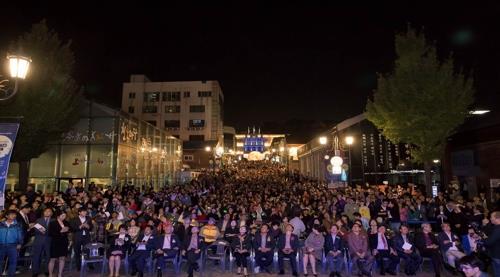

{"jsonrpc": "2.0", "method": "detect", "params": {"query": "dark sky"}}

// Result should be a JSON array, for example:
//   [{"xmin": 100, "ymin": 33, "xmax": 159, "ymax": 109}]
[{"xmin": 2, "ymin": 2, "xmax": 500, "ymax": 132}]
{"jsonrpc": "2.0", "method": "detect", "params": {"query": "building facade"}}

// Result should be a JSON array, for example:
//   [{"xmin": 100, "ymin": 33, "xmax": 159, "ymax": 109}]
[
  {"xmin": 7, "ymin": 101, "xmax": 183, "ymax": 192},
  {"xmin": 121, "ymin": 75, "xmax": 224, "ymax": 144}
]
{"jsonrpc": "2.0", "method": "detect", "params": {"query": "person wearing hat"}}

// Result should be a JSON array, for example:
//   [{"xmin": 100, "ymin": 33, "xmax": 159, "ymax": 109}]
[
  {"xmin": 182, "ymin": 226, "xmax": 205, "ymax": 277},
  {"xmin": 277, "ymin": 223, "xmax": 299, "ymax": 276},
  {"xmin": 200, "ymin": 217, "xmax": 220, "ymax": 244},
  {"xmin": 368, "ymin": 225, "xmax": 399, "ymax": 275},
  {"xmin": 69, "ymin": 207, "xmax": 93, "ymax": 271},
  {"xmin": 231, "ymin": 225, "xmax": 252, "ymax": 276},
  {"xmin": 253, "ymin": 223, "xmax": 275, "ymax": 273},
  {"xmin": 154, "ymin": 223, "xmax": 180, "ymax": 277},
  {"xmin": 347, "ymin": 222, "xmax": 374, "ymax": 277}
]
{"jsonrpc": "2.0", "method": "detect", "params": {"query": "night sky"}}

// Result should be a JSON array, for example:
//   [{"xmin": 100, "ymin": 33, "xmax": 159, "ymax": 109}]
[{"xmin": 2, "ymin": 3, "xmax": 500, "ymax": 136}]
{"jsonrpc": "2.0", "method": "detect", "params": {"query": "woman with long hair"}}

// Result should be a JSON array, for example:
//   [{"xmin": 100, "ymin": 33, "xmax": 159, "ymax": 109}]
[
  {"xmin": 48, "ymin": 210, "xmax": 70, "ymax": 277},
  {"xmin": 231, "ymin": 225, "xmax": 252, "ymax": 276}
]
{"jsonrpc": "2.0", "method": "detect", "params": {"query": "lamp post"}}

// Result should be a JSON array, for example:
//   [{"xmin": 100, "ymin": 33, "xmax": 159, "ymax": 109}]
[
  {"xmin": 0, "ymin": 55, "xmax": 32, "ymax": 101},
  {"xmin": 345, "ymin": 136, "xmax": 354, "ymax": 186}
]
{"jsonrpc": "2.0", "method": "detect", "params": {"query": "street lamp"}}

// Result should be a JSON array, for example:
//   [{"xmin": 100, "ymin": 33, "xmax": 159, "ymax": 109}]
[
  {"xmin": 1, "ymin": 55, "xmax": 32, "ymax": 101},
  {"xmin": 205, "ymin": 146, "xmax": 212, "ymax": 152},
  {"xmin": 345, "ymin": 136, "xmax": 354, "ymax": 187},
  {"xmin": 319, "ymin": 136, "xmax": 327, "ymax": 145}
]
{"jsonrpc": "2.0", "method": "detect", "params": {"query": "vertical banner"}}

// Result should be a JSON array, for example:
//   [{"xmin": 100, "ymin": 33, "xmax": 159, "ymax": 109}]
[{"xmin": 0, "ymin": 123, "xmax": 20, "ymax": 210}]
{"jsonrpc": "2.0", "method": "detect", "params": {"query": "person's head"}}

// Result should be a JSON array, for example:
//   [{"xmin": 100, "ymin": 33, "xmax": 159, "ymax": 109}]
[
  {"xmin": 55, "ymin": 209, "xmax": 66, "ymax": 221},
  {"xmin": 490, "ymin": 211, "xmax": 500, "ymax": 225},
  {"xmin": 5, "ymin": 210, "xmax": 17, "ymax": 221},
  {"xmin": 129, "ymin": 218, "xmax": 137, "ymax": 227},
  {"xmin": 459, "ymin": 255, "xmax": 485, "ymax": 277},
  {"xmin": 208, "ymin": 217, "xmax": 216, "ymax": 225},
  {"xmin": 191, "ymin": 226, "xmax": 199, "ymax": 234},
  {"xmin": 353, "ymin": 212, "xmax": 361, "ymax": 219},
  {"xmin": 20, "ymin": 204, "xmax": 31, "ymax": 214},
  {"xmin": 144, "ymin": 225, "xmax": 153, "ymax": 236},
  {"xmin": 312, "ymin": 224, "xmax": 321, "ymax": 234},
  {"xmin": 239, "ymin": 226, "xmax": 247, "ymax": 235},
  {"xmin": 377, "ymin": 225, "xmax": 386, "ymax": 234},
  {"xmin": 369, "ymin": 219, "xmax": 377, "ymax": 228},
  {"xmin": 43, "ymin": 208, "xmax": 53, "ymax": 218},
  {"xmin": 119, "ymin": 224, "xmax": 127, "ymax": 234},
  {"xmin": 442, "ymin": 222, "xmax": 451, "ymax": 232},
  {"xmin": 330, "ymin": 224, "xmax": 339, "ymax": 235},
  {"xmin": 78, "ymin": 207, "xmax": 88, "ymax": 217},
  {"xmin": 399, "ymin": 224, "xmax": 409, "ymax": 235},
  {"xmin": 230, "ymin": 220, "xmax": 237, "ymax": 228},
  {"xmin": 260, "ymin": 224, "xmax": 269, "ymax": 234},
  {"xmin": 422, "ymin": 223, "xmax": 432, "ymax": 233},
  {"xmin": 352, "ymin": 223, "xmax": 361, "ymax": 234},
  {"xmin": 285, "ymin": 223, "xmax": 294, "ymax": 234}
]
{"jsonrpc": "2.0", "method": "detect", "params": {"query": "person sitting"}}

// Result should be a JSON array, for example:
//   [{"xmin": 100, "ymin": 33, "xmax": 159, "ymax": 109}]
[
  {"xmin": 277, "ymin": 223, "xmax": 299, "ymax": 276},
  {"xmin": 458, "ymin": 254, "xmax": 489, "ymax": 277},
  {"xmin": 107, "ymin": 225, "xmax": 131, "ymax": 277},
  {"xmin": 438, "ymin": 222, "xmax": 466, "ymax": 271},
  {"xmin": 231, "ymin": 225, "xmax": 252, "ymax": 276},
  {"xmin": 415, "ymin": 223, "xmax": 443, "ymax": 277},
  {"xmin": 346, "ymin": 222, "xmax": 373, "ymax": 277},
  {"xmin": 302, "ymin": 224, "xmax": 324, "ymax": 277},
  {"xmin": 325, "ymin": 224, "xmax": 344, "ymax": 277},
  {"xmin": 129, "ymin": 225, "xmax": 155, "ymax": 277},
  {"xmin": 182, "ymin": 226, "xmax": 205, "ymax": 277},
  {"xmin": 200, "ymin": 217, "xmax": 220, "ymax": 244},
  {"xmin": 153, "ymin": 223, "xmax": 180, "ymax": 277},
  {"xmin": 253, "ymin": 223, "xmax": 275, "ymax": 274},
  {"xmin": 392, "ymin": 224, "xmax": 421, "ymax": 275},
  {"xmin": 368, "ymin": 225, "xmax": 399, "ymax": 275}
]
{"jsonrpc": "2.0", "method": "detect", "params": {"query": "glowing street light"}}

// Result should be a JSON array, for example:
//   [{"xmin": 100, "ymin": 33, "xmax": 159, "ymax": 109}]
[
  {"xmin": 433, "ymin": 159, "xmax": 440, "ymax": 164},
  {"xmin": 345, "ymin": 136, "xmax": 354, "ymax": 145},
  {"xmin": 1, "ymin": 55, "xmax": 32, "ymax": 101},
  {"xmin": 205, "ymin": 146, "xmax": 212, "ymax": 152},
  {"xmin": 279, "ymin": 146, "xmax": 285, "ymax": 152},
  {"xmin": 319, "ymin": 136, "xmax": 327, "ymax": 145}
]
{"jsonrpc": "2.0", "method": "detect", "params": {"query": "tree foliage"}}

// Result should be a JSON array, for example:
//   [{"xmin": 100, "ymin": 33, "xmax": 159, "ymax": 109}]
[
  {"xmin": 366, "ymin": 27, "xmax": 474, "ymax": 165},
  {"xmin": 1, "ymin": 20, "xmax": 81, "ymax": 163}
]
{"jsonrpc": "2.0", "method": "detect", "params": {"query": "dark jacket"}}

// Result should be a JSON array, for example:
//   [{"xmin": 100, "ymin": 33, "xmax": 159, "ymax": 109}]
[
  {"xmin": 276, "ymin": 233, "xmax": 299, "ymax": 252},
  {"xmin": 368, "ymin": 232, "xmax": 393, "ymax": 251},
  {"xmin": 484, "ymin": 224, "xmax": 500, "ymax": 259},
  {"xmin": 132, "ymin": 233, "xmax": 156, "ymax": 252},
  {"xmin": 252, "ymin": 232, "xmax": 276, "ymax": 251},
  {"xmin": 414, "ymin": 232, "xmax": 439, "ymax": 253},
  {"xmin": 393, "ymin": 233, "xmax": 417, "ymax": 255},
  {"xmin": 437, "ymin": 231, "xmax": 463, "ymax": 253},
  {"xmin": 32, "ymin": 217, "xmax": 52, "ymax": 246},
  {"xmin": 324, "ymin": 233, "xmax": 343, "ymax": 254},
  {"xmin": 154, "ymin": 234, "xmax": 181, "ymax": 250},
  {"xmin": 231, "ymin": 234, "xmax": 252, "ymax": 252},
  {"xmin": 69, "ymin": 216, "xmax": 93, "ymax": 241}
]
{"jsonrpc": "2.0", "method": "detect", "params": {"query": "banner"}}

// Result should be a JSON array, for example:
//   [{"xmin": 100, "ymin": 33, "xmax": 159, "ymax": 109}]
[{"xmin": 0, "ymin": 123, "xmax": 20, "ymax": 210}]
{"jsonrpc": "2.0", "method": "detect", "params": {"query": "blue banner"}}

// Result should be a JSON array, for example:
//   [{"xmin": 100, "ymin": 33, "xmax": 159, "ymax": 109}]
[{"xmin": 0, "ymin": 123, "xmax": 20, "ymax": 210}]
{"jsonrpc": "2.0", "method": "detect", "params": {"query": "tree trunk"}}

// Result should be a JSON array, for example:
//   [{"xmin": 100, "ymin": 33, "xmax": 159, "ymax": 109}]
[
  {"xmin": 18, "ymin": 160, "xmax": 30, "ymax": 192},
  {"xmin": 424, "ymin": 161, "xmax": 433, "ymax": 197}
]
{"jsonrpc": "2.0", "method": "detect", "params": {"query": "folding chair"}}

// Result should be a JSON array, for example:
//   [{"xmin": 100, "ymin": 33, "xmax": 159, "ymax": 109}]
[{"xmin": 80, "ymin": 242, "xmax": 106, "ymax": 277}]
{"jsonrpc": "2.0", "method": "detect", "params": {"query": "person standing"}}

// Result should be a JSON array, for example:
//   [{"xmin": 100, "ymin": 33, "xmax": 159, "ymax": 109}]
[
  {"xmin": 277, "ymin": 223, "xmax": 299, "ymax": 276},
  {"xmin": 70, "ymin": 207, "xmax": 93, "ymax": 271},
  {"xmin": 484, "ymin": 211, "xmax": 500, "ymax": 276},
  {"xmin": 48, "ymin": 210, "xmax": 70, "ymax": 277},
  {"xmin": 0, "ymin": 210, "xmax": 23, "ymax": 277},
  {"xmin": 32, "ymin": 207, "xmax": 53, "ymax": 277}
]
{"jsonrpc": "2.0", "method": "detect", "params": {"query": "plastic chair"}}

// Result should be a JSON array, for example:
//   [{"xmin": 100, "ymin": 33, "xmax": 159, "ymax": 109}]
[
  {"xmin": 203, "ymin": 240, "xmax": 229, "ymax": 270},
  {"xmin": 80, "ymin": 242, "xmax": 106, "ymax": 277}
]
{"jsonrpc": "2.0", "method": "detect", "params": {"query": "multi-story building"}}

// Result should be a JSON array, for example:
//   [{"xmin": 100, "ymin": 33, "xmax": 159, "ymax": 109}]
[{"xmin": 122, "ymin": 75, "xmax": 224, "ymax": 144}]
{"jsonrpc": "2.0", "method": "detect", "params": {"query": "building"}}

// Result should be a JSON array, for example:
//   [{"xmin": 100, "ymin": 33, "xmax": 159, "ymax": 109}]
[
  {"xmin": 234, "ymin": 129, "xmax": 288, "ymax": 163},
  {"xmin": 7, "ymin": 101, "xmax": 183, "ymax": 192},
  {"xmin": 298, "ymin": 114, "xmax": 426, "ymax": 185},
  {"xmin": 223, "ymin": 126, "xmax": 236, "ymax": 153},
  {"xmin": 121, "ymin": 75, "xmax": 224, "ymax": 143}
]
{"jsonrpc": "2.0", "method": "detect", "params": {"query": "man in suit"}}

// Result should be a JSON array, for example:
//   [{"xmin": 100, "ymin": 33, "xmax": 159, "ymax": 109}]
[
  {"xmin": 17, "ymin": 204, "xmax": 33, "ymax": 255},
  {"xmin": 31, "ymin": 208, "xmax": 53, "ymax": 277},
  {"xmin": 277, "ymin": 223, "xmax": 299, "ymax": 276},
  {"xmin": 324, "ymin": 224, "xmax": 344, "ymax": 277},
  {"xmin": 129, "ymin": 225, "xmax": 155, "ymax": 277},
  {"xmin": 347, "ymin": 223, "xmax": 374, "ymax": 277},
  {"xmin": 393, "ymin": 224, "xmax": 421, "ymax": 275},
  {"xmin": 438, "ymin": 222, "xmax": 465, "ymax": 271},
  {"xmin": 253, "ymin": 223, "xmax": 275, "ymax": 274},
  {"xmin": 154, "ymin": 223, "xmax": 181, "ymax": 276},
  {"xmin": 368, "ymin": 225, "xmax": 399, "ymax": 275},
  {"xmin": 415, "ymin": 223, "xmax": 442, "ymax": 277},
  {"xmin": 70, "ymin": 207, "xmax": 93, "ymax": 271},
  {"xmin": 182, "ymin": 226, "xmax": 205, "ymax": 277}
]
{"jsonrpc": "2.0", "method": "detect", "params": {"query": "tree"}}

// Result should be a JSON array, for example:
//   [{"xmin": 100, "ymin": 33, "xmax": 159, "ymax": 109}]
[
  {"xmin": 0, "ymin": 20, "xmax": 81, "ymax": 190},
  {"xmin": 366, "ymin": 27, "xmax": 474, "ymax": 196}
]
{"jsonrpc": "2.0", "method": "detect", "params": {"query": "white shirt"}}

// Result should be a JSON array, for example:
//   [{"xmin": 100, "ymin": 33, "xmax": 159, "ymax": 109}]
[
  {"xmin": 290, "ymin": 217, "xmax": 305, "ymax": 236},
  {"xmin": 79, "ymin": 216, "xmax": 87, "ymax": 235},
  {"xmin": 162, "ymin": 234, "xmax": 171, "ymax": 249},
  {"xmin": 445, "ymin": 232, "xmax": 458, "ymax": 251},
  {"xmin": 377, "ymin": 233, "xmax": 388, "ymax": 250},
  {"xmin": 138, "ymin": 234, "xmax": 151, "ymax": 250}
]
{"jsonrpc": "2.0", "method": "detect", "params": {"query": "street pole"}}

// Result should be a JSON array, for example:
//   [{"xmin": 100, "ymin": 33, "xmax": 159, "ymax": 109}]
[{"xmin": 348, "ymin": 144, "xmax": 352, "ymax": 187}]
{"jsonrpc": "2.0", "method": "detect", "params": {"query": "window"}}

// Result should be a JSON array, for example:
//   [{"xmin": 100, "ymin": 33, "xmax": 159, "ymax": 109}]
[
  {"xmin": 142, "ymin": 106, "xmax": 158, "ymax": 113},
  {"xmin": 189, "ymin": 135, "xmax": 204, "ymax": 141},
  {"xmin": 129, "ymin": 92, "xmax": 136, "ymax": 99},
  {"xmin": 164, "ymin": 120, "xmax": 180, "ymax": 128},
  {"xmin": 143, "ymin": 92, "xmax": 160, "ymax": 102},
  {"xmin": 162, "ymin": 91, "xmax": 181, "ymax": 101},
  {"xmin": 183, "ymin": 155, "xmax": 194, "ymax": 161},
  {"xmin": 183, "ymin": 91, "xmax": 190, "ymax": 98},
  {"xmin": 146, "ymin": 120, "xmax": 156, "ymax": 127},
  {"xmin": 189, "ymin": 119, "xmax": 205, "ymax": 127},
  {"xmin": 128, "ymin": 106, "xmax": 134, "ymax": 113},
  {"xmin": 189, "ymin": 105, "xmax": 205, "ymax": 113},
  {"xmin": 198, "ymin": 91, "xmax": 212, "ymax": 97},
  {"xmin": 165, "ymin": 105, "xmax": 181, "ymax": 113}
]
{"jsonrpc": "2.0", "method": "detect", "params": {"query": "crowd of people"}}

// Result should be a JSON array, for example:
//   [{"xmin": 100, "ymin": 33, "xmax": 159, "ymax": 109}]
[{"xmin": 0, "ymin": 160, "xmax": 498, "ymax": 277}]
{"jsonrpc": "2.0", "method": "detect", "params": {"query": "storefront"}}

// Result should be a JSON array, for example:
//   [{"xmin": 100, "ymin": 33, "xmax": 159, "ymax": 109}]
[{"xmin": 7, "ymin": 101, "xmax": 182, "ymax": 192}]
